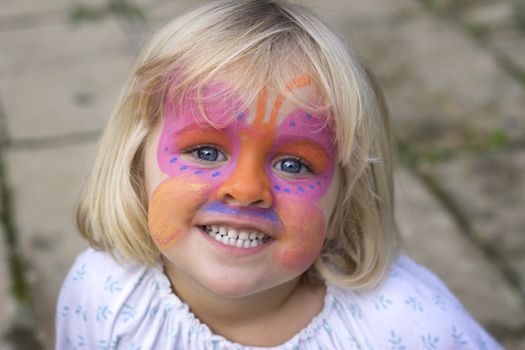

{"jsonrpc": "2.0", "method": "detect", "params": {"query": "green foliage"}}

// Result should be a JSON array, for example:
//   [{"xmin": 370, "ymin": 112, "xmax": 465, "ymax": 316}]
[
  {"xmin": 397, "ymin": 128, "xmax": 510, "ymax": 169},
  {"xmin": 515, "ymin": 3, "xmax": 525, "ymax": 33},
  {"xmin": 464, "ymin": 21, "xmax": 490, "ymax": 41},
  {"xmin": 70, "ymin": 0, "xmax": 146, "ymax": 23}
]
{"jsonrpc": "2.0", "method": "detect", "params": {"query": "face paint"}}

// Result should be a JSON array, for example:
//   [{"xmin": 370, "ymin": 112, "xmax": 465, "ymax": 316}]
[
  {"xmin": 148, "ymin": 175, "xmax": 212, "ymax": 249},
  {"xmin": 148, "ymin": 75, "xmax": 336, "ymax": 273},
  {"xmin": 202, "ymin": 202, "xmax": 279, "ymax": 223}
]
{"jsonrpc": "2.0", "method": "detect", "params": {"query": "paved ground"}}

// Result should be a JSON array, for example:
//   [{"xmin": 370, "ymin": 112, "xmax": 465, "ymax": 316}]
[{"xmin": 0, "ymin": 0, "xmax": 524, "ymax": 349}]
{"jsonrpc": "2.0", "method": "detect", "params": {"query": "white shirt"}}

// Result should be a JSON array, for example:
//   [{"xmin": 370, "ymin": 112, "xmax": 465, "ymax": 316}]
[{"xmin": 56, "ymin": 248, "xmax": 502, "ymax": 349}]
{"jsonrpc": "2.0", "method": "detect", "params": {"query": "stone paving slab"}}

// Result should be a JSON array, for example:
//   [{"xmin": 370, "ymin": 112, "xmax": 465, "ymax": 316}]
[
  {"xmin": 502, "ymin": 335, "xmax": 525, "ymax": 350},
  {"xmin": 427, "ymin": 150, "xmax": 525, "ymax": 294},
  {"xmin": 332, "ymin": 2, "xmax": 525, "ymax": 152},
  {"xmin": 450, "ymin": 0, "xmax": 525, "ymax": 77},
  {"xmin": 1, "ymin": 51, "xmax": 134, "ymax": 141},
  {"xmin": 0, "ymin": 18, "xmax": 129, "ymax": 75},
  {"xmin": 0, "ymin": 0, "xmax": 105, "ymax": 20},
  {"xmin": 0, "ymin": 230, "xmax": 17, "ymax": 350},
  {"xmin": 395, "ymin": 166, "xmax": 525, "ymax": 331},
  {"xmin": 5, "ymin": 143, "xmax": 94, "ymax": 349}
]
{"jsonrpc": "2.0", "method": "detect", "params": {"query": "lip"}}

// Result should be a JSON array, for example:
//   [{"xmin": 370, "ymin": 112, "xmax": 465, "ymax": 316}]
[
  {"xmin": 198, "ymin": 226, "xmax": 273, "ymax": 256},
  {"xmin": 193, "ymin": 212, "xmax": 279, "ymax": 238}
]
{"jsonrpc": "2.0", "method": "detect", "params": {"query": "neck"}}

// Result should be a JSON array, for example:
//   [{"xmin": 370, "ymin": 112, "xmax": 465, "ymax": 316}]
[
  {"xmin": 162, "ymin": 257, "xmax": 326, "ymax": 346},
  {"xmin": 162, "ymin": 258, "xmax": 301, "ymax": 327}
]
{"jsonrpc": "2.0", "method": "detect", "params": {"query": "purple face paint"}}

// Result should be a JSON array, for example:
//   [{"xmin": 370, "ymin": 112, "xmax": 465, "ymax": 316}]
[{"xmin": 202, "ymin": 202, "xmax": 280, "ymax": 223}]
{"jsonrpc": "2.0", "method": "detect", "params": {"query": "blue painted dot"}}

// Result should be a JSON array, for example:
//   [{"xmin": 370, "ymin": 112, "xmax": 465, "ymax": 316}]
[
  {"xmin": 309, "ymin": 185, "xmax": 315, "ymax": 190},
  {"xmin": 323, "ymin": 175, "xmax": 328, "ymax": 180},
  {"xmin": 170, "ymin": 157, "xmax": 178, "ymax": 163},
  {"xmin": 236, "ymin": 112, "xmax": 244, "ymax": 120},
  {"xmin": 194, "ymin": 170, "xmax": 204, "ymax": 175},
  {"xmin": 306, "ymin": 113, "xmax": 313, "ymax": 119},
  {"xmin": 297, "ymin": 187, "xmax": 304, "ymax": 192},
  {"xmin": 164, "ymin": 147, "xmax": 169, "ymax": 152},
  {"xmin": 211, "ymin": 171, "xmax": 221, "ymax": 177},
  {"xmin": 284, "ymin": 188, "xmax": 290, "ymax": 193},
  {"xmin": 289, "ymin": 121, "xmax": 296, "ymax": 127},
  {"xmin": 180, "ymin": 165, "xmax": 188, "ymax": 171},
  {"xmin": 273, "ymin": 185, "xmax": 281, "ymax": 191},
  {"xmin": 316, "ymin": 181, "xmax": 321, "ymax": 186}
]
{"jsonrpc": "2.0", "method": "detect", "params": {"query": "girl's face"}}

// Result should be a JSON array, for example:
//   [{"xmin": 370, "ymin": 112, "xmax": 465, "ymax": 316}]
[{"xmin": 144, "ymin": 75, "xmax": 341, "ymax": 297}]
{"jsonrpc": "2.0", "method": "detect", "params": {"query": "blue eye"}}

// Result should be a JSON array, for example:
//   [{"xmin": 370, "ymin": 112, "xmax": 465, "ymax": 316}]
[
  {"xmin": 273, "ymin": 158, "xmax": 310, "ymax": 174},
  {"xmin": 190, "ymin": 145, "xmax": 226, "ymax": 162}
]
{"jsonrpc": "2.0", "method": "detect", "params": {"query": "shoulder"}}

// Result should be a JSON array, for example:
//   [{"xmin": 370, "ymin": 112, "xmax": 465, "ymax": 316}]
[
  {"xmin": 57, "ymin": 248, "xmax": 148, "ymax": 305},
  {"xmin": 327, "ymin": 255, "xmax": 503, "ymax": 349},
  {"xmin": 55, "ymin": 248, "xmax": 162, "ymax": 348}
]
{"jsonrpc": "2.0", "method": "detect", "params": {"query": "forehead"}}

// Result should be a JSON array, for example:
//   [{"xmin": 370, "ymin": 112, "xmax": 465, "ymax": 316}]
[{"xmin": 171, "ymin": 77, "xmax": 328, "ymax": 131}]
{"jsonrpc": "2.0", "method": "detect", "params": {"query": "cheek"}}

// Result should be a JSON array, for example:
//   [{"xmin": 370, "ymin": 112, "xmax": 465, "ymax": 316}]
[
  {"xmin": 148, "ymin": 175, "xmax": 212, "ymax": 250},
  {"xmin": 273, "ymin": 196, "xmax": 326, "ymax": 271}
]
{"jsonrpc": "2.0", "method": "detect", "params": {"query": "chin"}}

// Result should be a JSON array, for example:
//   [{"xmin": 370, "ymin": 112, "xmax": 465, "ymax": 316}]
[{"xmin": 198, "ymin": 272, "xmax": 271, "ymax": 299}]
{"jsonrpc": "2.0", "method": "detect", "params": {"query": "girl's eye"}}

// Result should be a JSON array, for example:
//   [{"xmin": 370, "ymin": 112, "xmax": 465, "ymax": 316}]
[
  {"xmin": 190, "ymin": 145, "xmax": 226, "ymax": 162},
  {"xmin": 273, "ymin": 157, "xmax": 312, "ymax": 175}
]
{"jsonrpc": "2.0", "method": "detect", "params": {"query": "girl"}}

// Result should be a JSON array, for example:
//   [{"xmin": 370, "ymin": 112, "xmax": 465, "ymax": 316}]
[{"xmin": 56, "ymin": 0, "xmax": 503, "ymax": 349}]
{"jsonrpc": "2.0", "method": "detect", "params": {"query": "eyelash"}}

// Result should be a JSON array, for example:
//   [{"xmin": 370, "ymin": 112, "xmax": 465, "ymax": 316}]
[
  {"xmin": 273, "ymin": 155, "xmax": 314, "ymax": 175},
  {"xmin": 182, "ymin": 144, "xmax": 228, "ymax": 163},
  {"xmin": 180, "ymin": 145, "xmax": 315, "ymax": 175}
]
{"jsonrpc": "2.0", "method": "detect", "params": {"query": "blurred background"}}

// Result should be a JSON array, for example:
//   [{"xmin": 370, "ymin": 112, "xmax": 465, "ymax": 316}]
[{"xmin": 0, "ymin": 0, "xmax": 524, "ymax": 349}]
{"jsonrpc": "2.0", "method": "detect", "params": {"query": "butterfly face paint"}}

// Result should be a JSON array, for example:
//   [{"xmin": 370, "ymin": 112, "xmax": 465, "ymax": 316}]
[{"xmin": 147, "ymin": 75, "xmax": 337, "ymax": 273}]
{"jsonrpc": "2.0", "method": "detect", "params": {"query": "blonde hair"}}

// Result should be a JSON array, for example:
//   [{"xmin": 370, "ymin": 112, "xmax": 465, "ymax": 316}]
[{"xmin": 77, "ymin": 0, "xmax": 399, "ymax": 289}]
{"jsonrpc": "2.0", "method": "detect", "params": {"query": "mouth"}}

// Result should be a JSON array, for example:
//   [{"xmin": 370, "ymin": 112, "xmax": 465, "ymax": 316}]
[{"xmin": 200, "ymin": 225, "xmax": 272, "ymax": 249}]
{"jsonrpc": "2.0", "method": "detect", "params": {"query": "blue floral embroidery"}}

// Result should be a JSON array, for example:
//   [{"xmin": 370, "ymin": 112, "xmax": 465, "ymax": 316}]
[
  {"xmin": 77, "ymin": 334, "xmax": 86, "ymax": 347},
  {"xmin": 347, "ymin": 335, "xmax": 362, "ymax": 349},
  {"xmin": 389, "ymin": 267, "xmax": 400, "ymax": 278},
  {"xmin": 96, "ymin": 305, "xmax": 113, "ymax": 322},
  {"xmin": 97, "ymin": 339, "xmax": 110, "ymax": 350},
  {"xmin": 405, "ymin": 297, "xmax": 423, "ymax": 312},
  {"xmin": 73, "ymin": 264, "xmax": 87, "ymax": 282},
  {"xmin": 148, "ymin": 304, "xmax": 159, "ymax": 319},
  {"xmin": 432, "ymin": 294, "xmax": 447, "ymax": 311},
  {"xmin": 421, "ymin": 334, "xmax": 440, "ymax": 350},
  {"xmin": 121, "ymin": 304, "xmax": 136, "ymax": 323},
  {"xmin": 75, "ymin": 305, "xmax": 88, "ymax": 322},
  {"xmin": 129, "ymin": 342, "xmax": 142, "ymax": 350},
  {"xmin": 111, "ymin": 335, "xmax": 123, "ymax": 350},
  {"xmin": 104, "ymin": 276, "xmax": 122, "ymax": 293},
  {"xmin": 374, "ymin": 294, "xmax": 393, "ymax": 311},
  {"xmin": 476, "ymin": 333, "xmax": 488, "ymax": 350},
  {"xmin": 451, "ymin": 327, "xmax": 468, "ymax": 347},
  {"xmin": 61, "ymin": 305, "xmax": 70, "ymax": 318},
  {"xmin": 322, "ymin": 319, "xmax": 333, "ymax": 335},
  {"xmin": 348, "ymin": 303, "xmax": 362, "ymax": 319},
  {"xmin": 388, "ymin": 330, "xmax": 406, "ymax": 350}
]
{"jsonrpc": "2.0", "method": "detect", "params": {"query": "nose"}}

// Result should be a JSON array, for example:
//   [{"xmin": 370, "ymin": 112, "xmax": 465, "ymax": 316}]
[{"xmin": 216, "ymin": 155, "xmax": 273, "ymax": 209}]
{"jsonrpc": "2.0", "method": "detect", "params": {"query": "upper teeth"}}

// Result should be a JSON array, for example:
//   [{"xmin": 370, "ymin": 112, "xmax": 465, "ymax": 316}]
[{"xmin": 203, "ymin": 225, "xmax": 269, "ymax": 248}]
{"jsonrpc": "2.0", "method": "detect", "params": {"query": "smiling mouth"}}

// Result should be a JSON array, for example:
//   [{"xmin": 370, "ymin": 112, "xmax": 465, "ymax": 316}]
[{"xmin": 201, "ymin": 225, "xmax": 272, "ymax": 249}]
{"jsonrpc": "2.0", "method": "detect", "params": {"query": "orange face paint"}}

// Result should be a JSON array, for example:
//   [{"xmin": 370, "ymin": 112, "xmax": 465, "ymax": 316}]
[
  {"xmin": 274, "ymin": 140, "xmax": 330, "ymax": 174},
  {"xmin": 152, "ymin": 75, "xmax": 336, "ymax": 273},
  {"xmin": 148, "ymin": 175, "xmax": 212, "ymax": 249}
]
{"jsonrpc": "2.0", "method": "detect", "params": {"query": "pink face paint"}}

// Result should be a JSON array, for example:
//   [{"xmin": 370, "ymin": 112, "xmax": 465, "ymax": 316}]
[
  {"xmin": 149, "ymin": 79, "xmax": 336, "ymax": 272},
  {"xmin": 272, "ymin": 196, "xmax": 326, "ymax": 270}
]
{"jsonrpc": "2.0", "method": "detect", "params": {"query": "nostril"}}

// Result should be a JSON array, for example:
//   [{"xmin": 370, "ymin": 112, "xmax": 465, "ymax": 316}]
[
  {"xmin": 250, "ymin": 199, "xmax": 266, "ymax": 207},
  {"xmin": 224, "ymin": 194, "xmax": 235, "ymax": 202}
]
